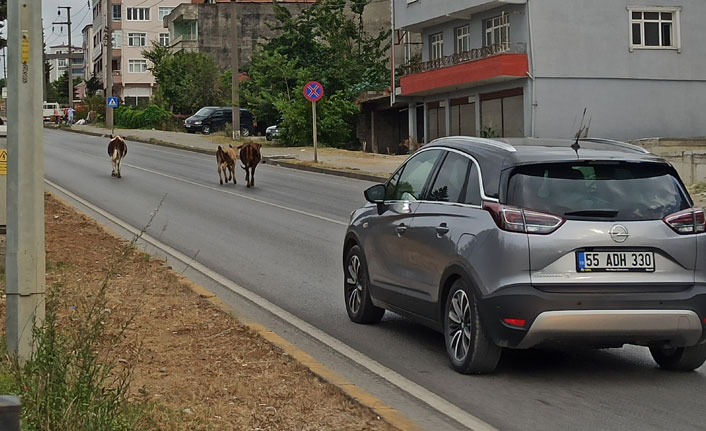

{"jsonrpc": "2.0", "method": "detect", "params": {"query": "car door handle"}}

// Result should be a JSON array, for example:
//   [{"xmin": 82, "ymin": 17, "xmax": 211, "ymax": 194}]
[
  {"xmin": 396, "ymin": 224, "xmax": 407, "ymax": 236},
  {"xmin": 436, "ymin": 223, "xmax": 450, "ymax": 236}
]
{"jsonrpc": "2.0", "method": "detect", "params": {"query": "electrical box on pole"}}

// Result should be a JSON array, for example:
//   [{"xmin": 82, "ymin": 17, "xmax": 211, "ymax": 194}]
[{"xmin": 6, "ymin": 0, "xmax": 47, "ymax": 364}]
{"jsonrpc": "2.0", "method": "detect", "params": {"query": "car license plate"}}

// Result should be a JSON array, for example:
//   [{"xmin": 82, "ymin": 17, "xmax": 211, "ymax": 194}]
[{"xmin": 577, "ymin": 251, "xmax": 655, "ymax": 272}]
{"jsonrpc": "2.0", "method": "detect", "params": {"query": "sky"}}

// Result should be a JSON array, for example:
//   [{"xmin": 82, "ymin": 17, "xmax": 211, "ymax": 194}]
[
  {"xmin": 0, "ymin": 0, "xmax": 90, "ymax": 79},
  {"xmin": 43, "ymin": 0, "xmax": 93, "ymax": 50}
]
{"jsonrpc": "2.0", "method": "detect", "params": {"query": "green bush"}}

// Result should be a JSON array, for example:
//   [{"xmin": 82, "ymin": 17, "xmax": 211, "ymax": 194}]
[{"xmin": 114, "ymin": 105, "xmax": 171, "ymax": 129}]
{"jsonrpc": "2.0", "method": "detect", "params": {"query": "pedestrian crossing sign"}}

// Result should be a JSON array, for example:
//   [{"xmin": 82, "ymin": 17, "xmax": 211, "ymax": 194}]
[{"xmin": 107, "ymin": 97, "xmax": 119, "ymax": 108}]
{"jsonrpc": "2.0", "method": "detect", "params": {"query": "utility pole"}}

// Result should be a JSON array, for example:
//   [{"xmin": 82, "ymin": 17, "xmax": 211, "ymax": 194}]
[
  {"xmin": 6, "ymin": 0, "xmax": 47, "ymax": 364},
  {"xmin": 105, "ymin": 0, "xmax": 113, "ymax": 134},
  {"xmin": 56, "ymin": 6, "xmax": 73, "ymax": 108},
  {"xmin": 230, "ymin": 0, "xmax": 240, "ymax": 140}
]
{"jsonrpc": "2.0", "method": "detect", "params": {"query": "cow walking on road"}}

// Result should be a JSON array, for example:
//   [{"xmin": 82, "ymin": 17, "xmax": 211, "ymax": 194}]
[
  {"xmin": 239, "ymin": 142, "xmax": 262, "ymax": 188},
  {"xmin": 108, "ymin": 136, "xmax": 127, "ymax": 178},
  {"xmin": 216, "ymin": 145, "xmax": 238, "ymax": 185}
]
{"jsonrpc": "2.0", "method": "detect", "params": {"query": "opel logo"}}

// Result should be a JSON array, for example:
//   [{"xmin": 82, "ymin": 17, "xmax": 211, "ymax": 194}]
[{"xmin": 610, "ymin": 225, "xmax": 629, "ymax": 243}]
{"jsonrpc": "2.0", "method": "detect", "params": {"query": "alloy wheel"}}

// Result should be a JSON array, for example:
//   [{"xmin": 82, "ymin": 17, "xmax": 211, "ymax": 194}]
[
  {"xmin": 346, "ymin": 254, "xmax": 363, "ymax": 315},
  {"xmin": 447, "ymin": 289, "xmax": 472, "ymax": 362}
]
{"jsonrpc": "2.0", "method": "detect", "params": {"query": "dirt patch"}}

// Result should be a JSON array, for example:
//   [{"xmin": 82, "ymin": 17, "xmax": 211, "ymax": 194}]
[{"xmin": 0, "ymin": 194, "xmax": 400, "ymax": 431}]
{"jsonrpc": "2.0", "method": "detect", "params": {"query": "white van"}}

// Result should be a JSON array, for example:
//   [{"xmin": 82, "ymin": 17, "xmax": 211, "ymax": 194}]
[{"xmin": 42, "ymin": 102, "xmax": 61, "ymax": 122}]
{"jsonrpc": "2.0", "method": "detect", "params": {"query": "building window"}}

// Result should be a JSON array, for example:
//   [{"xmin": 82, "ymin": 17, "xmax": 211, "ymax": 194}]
[
  {"xmin": 126, "ymin": 7, "xmax": 150, "ymax": 21},
  {"xmin": 430, "ymin": 32, "xmax": 443, "ymax": 60},
  {"xmin": 158, "ymin": 7, "xmax": 174, "ymax": 21},
  {"xmin": 128, "ymin": 32, "xmax": 147, "ymax": 47},
  {"xmin": 403, "ymin": 32, "xmax": 412, "ymax": 64},
  {"xmin": 113, "ymin": 4, "xmax": 121, "ymax": 21},
  {"xmin": 456, "ymin": 25, "xmax": 470, "ymax": 53},
  {"xmin": 484, "ymin": 13, "xmax": 510, "ymax": 49},
  {"xmin": 159, "ymin": 33, "xmax": 170, "ymax": 47},
  {"xmin": 629, "ymin": 7, "xmax": 680, "ymax": 50},
  {"xmin": 58, "ymin": 59, "xmax": 67, "ymax": 67},
  {"xmin": 128, "ymin": 59, "xmax": 148, "ymax": 73},
  {"xmin": 112, "ymin": 30, "xmax": 122, "ymax": 48}
]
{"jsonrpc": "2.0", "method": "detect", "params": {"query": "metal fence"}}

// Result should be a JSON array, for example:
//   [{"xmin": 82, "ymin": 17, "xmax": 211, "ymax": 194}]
[{"xmin": 400, "ymin": 42, "xmax": 527, "ymax": 76}]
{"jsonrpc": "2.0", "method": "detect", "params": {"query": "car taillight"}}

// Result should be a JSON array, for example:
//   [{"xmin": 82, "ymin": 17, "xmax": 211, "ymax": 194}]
[
  {"xmin": 483, "ymin": 202, "xmax": 564, "ymax": 235},
  {"xmin": 663, "ymin": 208, "xmax": 706, "ymax": 234}
]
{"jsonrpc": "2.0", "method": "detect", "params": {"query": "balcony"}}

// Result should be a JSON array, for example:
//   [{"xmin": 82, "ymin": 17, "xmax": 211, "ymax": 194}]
[{"xmin": 399, "ymin": 43, "xmax": 528, "ymax": 96}]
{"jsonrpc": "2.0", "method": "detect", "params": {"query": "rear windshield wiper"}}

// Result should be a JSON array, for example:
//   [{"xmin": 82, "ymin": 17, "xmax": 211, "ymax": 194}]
[{"xmin": 564, "ymin": 209, "xmax": 619, "ymax": 218}]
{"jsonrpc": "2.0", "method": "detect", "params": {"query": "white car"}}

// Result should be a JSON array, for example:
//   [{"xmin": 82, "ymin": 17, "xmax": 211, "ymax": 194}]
[{"xmin": 266, "ymin": 124, "xmax": 281, "ymax": 141}]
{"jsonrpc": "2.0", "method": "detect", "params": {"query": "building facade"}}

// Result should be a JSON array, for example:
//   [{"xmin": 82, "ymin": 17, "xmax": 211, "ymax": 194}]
[
  {"xmin": 394, "ymin": 0, "xmax": 706, "ymax": 143},
  {"xmin": 81, "ymin": 24, "xmax": 95, "ymax": 81},
  {"xmin": 164, "ymin": 0, "xmax": 317, "ymax": 72},
  {"xmin": 91, "ymin": 0, "xmax": 183, "ymax": 105},
  {"xmin": 47, "ymin": 44, "xmax": 85, "ymax": 82}
]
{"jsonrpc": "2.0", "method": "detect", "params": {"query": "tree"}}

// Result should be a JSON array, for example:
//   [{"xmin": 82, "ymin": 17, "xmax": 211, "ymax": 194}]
[
  {"xmin": 85, "ymin": 76, "xmax": 103, "ymax": 97},
  {"xmin": 48, "ymin": 71, "xmax": 83, "ymax": 105},
  {"xmin": 0, "ymin": 0, "xmax": 6, "ymax": 50},
  {"xmin": 143, "ymin": 43, "xmax": 229, "ymax": 114},
  {"xmin": 242, "ymin": 0, "xmax": 390, "ymax": 147}
]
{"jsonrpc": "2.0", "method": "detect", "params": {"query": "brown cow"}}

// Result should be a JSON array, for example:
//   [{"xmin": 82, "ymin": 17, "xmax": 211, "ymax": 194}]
[
  {"xmin": 238, "ymin": 142, "xmax": 262, "ymax": 188},
  {"xmin": 216, "ymin": 145, "xmax": 238, "ymax": 185},
  {"xmin": 108, "ymin": 135, "xmax": 127, "ymax": 178}
]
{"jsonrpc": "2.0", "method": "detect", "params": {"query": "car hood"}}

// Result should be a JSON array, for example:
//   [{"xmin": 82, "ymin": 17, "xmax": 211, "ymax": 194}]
[{"xmin": 186, "ymin": 115, "xmax": 205, "ymax": 122}]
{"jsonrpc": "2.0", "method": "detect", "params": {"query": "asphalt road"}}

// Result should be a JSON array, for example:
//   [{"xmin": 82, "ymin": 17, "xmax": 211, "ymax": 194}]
[{"xmin": 44, "ymin": 129, "xmax": 706, "ymax": 431}]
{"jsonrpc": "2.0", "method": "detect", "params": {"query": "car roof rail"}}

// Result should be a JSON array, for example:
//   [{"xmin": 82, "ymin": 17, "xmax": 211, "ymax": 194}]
[
  {"xmin": 435, "ymin": 136, "xmax": 517, "ymax": 152},
  {"xmin": 579, "ymin": 137, "xmax": 650, "ymax": 154}
]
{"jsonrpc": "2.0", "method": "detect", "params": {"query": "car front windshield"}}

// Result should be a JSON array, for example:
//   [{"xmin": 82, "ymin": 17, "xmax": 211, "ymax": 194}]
[{"xmin": 194, "ymin": 107, "xmax": 215, "ymax": 117}]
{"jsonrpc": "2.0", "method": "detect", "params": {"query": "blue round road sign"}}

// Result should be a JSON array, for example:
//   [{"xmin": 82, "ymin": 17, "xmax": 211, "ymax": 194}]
[{"xmin": 303, "ymin": 81, "xmax": 324, "ymax": 102}]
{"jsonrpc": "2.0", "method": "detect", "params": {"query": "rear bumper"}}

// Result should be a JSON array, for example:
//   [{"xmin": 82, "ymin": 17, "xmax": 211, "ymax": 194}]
[{"xmin": 479, "ymin": 284, "xmax": 706, "ymax": 349}]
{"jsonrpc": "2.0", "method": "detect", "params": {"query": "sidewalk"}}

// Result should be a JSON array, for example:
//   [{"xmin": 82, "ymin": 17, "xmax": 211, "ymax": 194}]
[{"xmin": 64, "ymin": 124, "xmax": 404, "ymax": 181}]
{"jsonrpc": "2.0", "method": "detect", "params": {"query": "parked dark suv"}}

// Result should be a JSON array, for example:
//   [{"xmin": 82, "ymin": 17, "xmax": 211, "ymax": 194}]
[
  {"xmin": 343, "ymin": 136, "xmax": 706, "ymax": 374},
  {"xmin": 184, "ymin": 107, "xmax": 257, "ymax": 136}
]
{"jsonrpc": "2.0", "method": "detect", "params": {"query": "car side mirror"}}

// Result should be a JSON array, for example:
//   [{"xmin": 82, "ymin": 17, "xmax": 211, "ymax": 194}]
[{"xmin": 364, "ymin": 183, "xmax": 386, "ymax": 207}]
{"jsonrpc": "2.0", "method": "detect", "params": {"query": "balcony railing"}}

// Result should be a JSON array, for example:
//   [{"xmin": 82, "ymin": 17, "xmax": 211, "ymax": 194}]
[{"xmin": 401, "ymin": 42, "xmax": 526, "ymax": 76}]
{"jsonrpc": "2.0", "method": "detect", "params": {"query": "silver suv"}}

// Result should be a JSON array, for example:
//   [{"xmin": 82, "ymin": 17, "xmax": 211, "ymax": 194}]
[{"xmin": 343, "ymin": 137, "xmax": 706, "ymax": 374}]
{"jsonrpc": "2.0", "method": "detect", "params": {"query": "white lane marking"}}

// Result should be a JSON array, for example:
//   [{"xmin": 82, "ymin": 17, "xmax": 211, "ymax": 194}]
[
  {"xmin": 50, "ymin": 130, "xmax": 376, "ymax": 188},
  {"xmin": 46, "ymin": 144, "xmax": 347, "ymax": 226},
  {"xmin": 127, "ymin": 164, "xmax": 348, "ymax": 226},
  {"xmin": 45, "ymin": 178, "xmax": 499, "ymax": 431}
]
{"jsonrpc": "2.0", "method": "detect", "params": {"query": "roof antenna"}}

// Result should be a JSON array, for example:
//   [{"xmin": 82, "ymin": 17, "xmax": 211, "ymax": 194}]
[{"xmin": 571, "ymin": 108, "xmax": 587, "ymax": 157}]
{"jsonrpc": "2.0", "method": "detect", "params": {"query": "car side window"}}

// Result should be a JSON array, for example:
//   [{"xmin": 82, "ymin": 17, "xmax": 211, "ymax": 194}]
[
  {"xmin": 427, "ymin": 152, "xmax": 472, "ymax": 203},
  {"xmin": 463, "ymin": 163, "xmax": 482, "ymax": 205},
  {"xmin": 392, "ymin": 149, "xmax": 442, "ymax": 201}
]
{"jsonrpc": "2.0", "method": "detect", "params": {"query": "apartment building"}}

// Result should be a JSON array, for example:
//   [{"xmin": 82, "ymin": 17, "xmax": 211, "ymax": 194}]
[
  {"xmin": 47, "ymin": 44, "xmax": 84, "ymax": 82},
  {"xmin": 81, "ymin": 24, "xmax": 95, "ymax": 81},
  {"xmin": 91, "ymin": 0, "xmax": 183, "ymax": 105},
  {"xmin": 394, "ymin": 0, "xmax": 706, "ymax": 142}
]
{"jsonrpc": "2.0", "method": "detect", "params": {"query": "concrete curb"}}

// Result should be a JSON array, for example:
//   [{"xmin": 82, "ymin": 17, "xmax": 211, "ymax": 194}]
[{"xmin": 49, "ymin": 125, "xmax": 389, "ymax": 182}]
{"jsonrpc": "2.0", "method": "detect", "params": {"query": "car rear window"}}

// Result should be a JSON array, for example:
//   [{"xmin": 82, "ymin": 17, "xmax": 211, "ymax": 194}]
[{"xmin": 506, "ymin": 162, "xmax": 690, "ymax": 221}]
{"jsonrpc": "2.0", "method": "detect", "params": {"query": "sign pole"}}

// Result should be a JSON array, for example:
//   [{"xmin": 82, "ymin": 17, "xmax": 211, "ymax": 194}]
[
  {"xmin": 312, "ymin": 100, "xmax": 317, "ymax": 163},
  {"xmin": 106, "ymin": 97, "xmax": 118, "ymax": 136},
  {"xmin": 303, "ymin": 81, "xmax": 323, "ymax": 164}
]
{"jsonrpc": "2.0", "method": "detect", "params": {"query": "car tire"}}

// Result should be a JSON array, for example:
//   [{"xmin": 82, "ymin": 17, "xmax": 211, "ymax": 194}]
[
  {"xmin": 650, "ymin": 343, "xmax": 706, "ymax": 371},
  {"xmin": 344, "ymin": 245, "xmax": 385, "ymax": 324},
  {"xmin": 266, "ymin": 135, "xmax": 273, "ymax": 141},
  {"xmin": 240, "ymin": 127, "xmax": 250, "ymax": 137},
  {"xmin": 444, "ymin": 279, "xmax": 502, "ymax": 374},
  {"xmin": 202, "ymin": 125, "xmax": 211, "ymax": 135}
]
